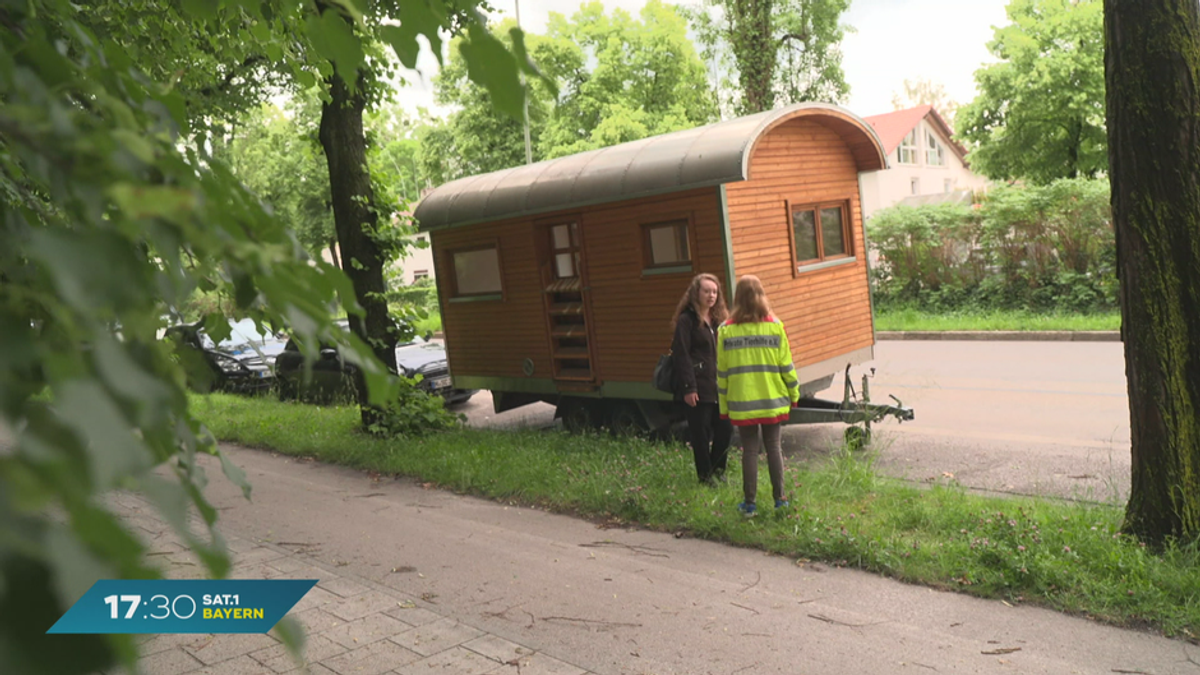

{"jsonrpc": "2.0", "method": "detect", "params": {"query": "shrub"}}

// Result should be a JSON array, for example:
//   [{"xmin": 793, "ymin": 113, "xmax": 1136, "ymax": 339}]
[
  {"xmin": 365, "ymin": 377, "xmax": 463, "ymax": 437},
  {"xmin": 868, "ymin": 178, "xmax": 1115, "ymax": 313}
]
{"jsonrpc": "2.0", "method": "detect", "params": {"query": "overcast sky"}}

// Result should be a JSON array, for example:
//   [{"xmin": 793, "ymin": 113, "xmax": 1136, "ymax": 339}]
[{"xmin": 397, "ymin": 0, "xmax": 1011, "ymax": 119}]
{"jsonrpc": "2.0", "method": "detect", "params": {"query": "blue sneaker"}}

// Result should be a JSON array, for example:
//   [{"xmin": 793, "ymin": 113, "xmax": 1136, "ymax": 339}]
[
  {"xmin": 737, "ymin": 502, "xmax": 757, "ymax": 518},
  {"xmin": 775, "ymin": 499, "xmax": 790, "ymax": 510}
]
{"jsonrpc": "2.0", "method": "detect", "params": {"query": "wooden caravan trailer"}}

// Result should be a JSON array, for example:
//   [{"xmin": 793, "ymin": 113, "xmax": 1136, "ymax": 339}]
[{"xmin": 414, "ymin": 102, "xmax": 913, "ymax": 438}]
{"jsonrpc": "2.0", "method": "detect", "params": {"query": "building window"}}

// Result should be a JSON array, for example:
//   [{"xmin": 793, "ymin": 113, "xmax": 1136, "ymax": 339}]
[
  {"xmin": 791, "ymin": 202, "xmax": 852, "ymax": 266},
  {"xmin": 413, "ymin": 269, "xmax": 429, "ymax": 281},
  {"xmin": 549, "ymin": 222, "xmax": 583, "ymax": 279},
  {"xmin": 944, "ymin": 178, "xmax": 953, "ymax": 193},
  {"xmin": 643, "ymin": 219, "xmax": 691, "ymax": 269},
  {"xmin": 926, "ymin": 131, "xmax": 945, "ymax": 166},
  {"xmin": 911, "ymin": 177, "xmax": 920, "ymax": 195},
  {"xmin": 450, "ymin": 246, "xmax": 502, "ymax": 296},
  {"xmin": 897, "ymin": 130, "xmax": 918, "ymax": 164}
]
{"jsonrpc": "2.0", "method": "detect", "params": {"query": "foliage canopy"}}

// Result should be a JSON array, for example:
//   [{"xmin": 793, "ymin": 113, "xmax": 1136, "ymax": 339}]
[
  {"xmin": 684, "ymin": 0, "xmax": 852, "ymax": 115},
  {"xmin": 0, "ymin": 0, "xmax": 533, "ymax": 671},
  {"xmin": 421, "ymin": 0, "xmax": 718, "ymax": 184},
  {"xmin": 956, "ymin": 0, "xmax": 1106, "ymax": 184}
]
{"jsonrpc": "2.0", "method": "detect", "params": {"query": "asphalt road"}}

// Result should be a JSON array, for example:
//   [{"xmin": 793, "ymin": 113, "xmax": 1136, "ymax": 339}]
[{"xmin": 452, "ymin": 340, "xmax": 1133, "ymax": 504}]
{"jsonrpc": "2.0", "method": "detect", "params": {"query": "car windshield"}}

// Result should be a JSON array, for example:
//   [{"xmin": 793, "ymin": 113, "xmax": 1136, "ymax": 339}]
[{"xmin": 200, "ymin": 319, "xmax": 282, "ymax": 350}]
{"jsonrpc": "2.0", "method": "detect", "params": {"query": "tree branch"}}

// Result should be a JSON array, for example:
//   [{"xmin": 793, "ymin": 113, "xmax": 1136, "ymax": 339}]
[{"xmin": 195, "ymin": 55, "xmax": 269, "ymax": 100}]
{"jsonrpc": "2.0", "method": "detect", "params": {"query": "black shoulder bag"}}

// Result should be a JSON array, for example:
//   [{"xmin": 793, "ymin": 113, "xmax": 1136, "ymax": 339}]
[{"xmin": 652, "ymin": 350, "xmax": 675, "ymax": 394}]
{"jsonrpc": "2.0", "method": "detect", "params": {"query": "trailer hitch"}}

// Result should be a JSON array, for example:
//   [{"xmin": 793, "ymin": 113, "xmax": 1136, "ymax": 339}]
[{"xmin": 784, "ymin": 364, "xmax": 914, "ymax": 446}]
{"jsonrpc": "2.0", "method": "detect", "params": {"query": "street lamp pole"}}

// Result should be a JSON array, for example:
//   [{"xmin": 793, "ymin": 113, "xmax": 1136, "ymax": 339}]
[{"xmin": 516, "ymin": 0, "xmax": 532, "ymax": 165}]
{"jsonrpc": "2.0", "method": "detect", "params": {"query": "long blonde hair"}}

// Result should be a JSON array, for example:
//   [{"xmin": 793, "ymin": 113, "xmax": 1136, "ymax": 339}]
[
  {"xmin": 729, "ymin": 275, "xmax": 772, "ymax": 323},
  {"xmin": 671, "ymin": 273, "xmax": 728, "ymax": 330}
]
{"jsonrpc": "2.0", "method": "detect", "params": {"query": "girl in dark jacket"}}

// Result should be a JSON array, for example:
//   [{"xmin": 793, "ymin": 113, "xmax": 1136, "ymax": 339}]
[{"xmin": 671, "ymin": 273, "xmax": 734, "ymax": 484}]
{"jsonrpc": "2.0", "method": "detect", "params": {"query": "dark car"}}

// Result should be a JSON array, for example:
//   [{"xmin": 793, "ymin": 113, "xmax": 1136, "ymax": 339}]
[
  {"xmin": 165, "ymin": 318, "xmax": 288, "ymax": 394},
  {"xmin": 274, "ymin": 322, "xmax": 476, "ymax": 406}
]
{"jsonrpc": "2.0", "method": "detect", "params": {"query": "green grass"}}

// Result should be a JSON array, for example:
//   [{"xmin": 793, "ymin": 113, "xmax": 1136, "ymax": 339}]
[
  {"xmin": 874, "ymin": 307, "xmax": 1121, "ymax": 332},
  {"xmin": 412, "ymin": 309, "xmax": 442, "ymax": 336},
  {"xmin": 194, "ymin": 393, "xmax": 1200, "ymax": 641}
]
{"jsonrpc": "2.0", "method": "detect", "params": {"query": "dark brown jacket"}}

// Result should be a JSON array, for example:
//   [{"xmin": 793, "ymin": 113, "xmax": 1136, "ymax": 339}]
[{"xmin": 671, "ymin": 308, "xmax": 718, "ymax": 403}]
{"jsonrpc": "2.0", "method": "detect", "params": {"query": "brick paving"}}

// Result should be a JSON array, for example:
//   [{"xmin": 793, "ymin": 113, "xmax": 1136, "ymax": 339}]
[{"xmin": 100, "ymin": 492, "xmax": 592, "ymax": 675}]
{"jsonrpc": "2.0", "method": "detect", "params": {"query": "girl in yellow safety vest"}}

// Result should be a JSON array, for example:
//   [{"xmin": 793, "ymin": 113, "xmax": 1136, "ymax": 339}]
[{"xmin": 717, "ymin": 275, "xmax": 800, "ymax": 518}]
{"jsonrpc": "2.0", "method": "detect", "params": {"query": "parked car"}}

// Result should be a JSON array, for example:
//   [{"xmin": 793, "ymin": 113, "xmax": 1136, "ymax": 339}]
[
  {"xmin": 165, "ymin": 318, "xmax": 288, "ymax": 394},
  {"xmin": 274, "ymin": 321, "xmax": 476, "ymax": 406}
]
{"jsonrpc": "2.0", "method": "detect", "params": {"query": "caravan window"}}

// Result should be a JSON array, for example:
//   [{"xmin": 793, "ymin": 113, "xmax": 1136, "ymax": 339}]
[
  {"xmin": 790, "ymin": 201, "xmax": 852, "ymax": 268},
  {"xmin": 642, "ymin": 219, "xmax": 691, "ymax": 271},
  {"xmin": 450, "ymin": 245, "xmax": 502, "ymax": 297}
]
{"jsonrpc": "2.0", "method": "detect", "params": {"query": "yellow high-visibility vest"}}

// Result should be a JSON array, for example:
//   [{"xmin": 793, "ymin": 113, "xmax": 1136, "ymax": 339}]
[{"xmin": 716, "ymin": 316, "xmax": 800, "ymax": 425}]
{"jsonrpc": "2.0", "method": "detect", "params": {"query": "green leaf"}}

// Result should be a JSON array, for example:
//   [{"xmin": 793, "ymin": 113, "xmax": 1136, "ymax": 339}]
[
  {"xmin": 305, "ymin": 10, "xmax": 365, "ymax": 86},
  {"xmin": 378, "ymin": 25, "xmax": 419, "ymax": 69},
  {"xmin": 56, "ymin": 382, "xmax": 156, "ymax": 491},
  {"xmin": 216, "ymin": 448, "xmax": 252, "ymax": 501},
  {"xmin": 271, "ymin": 616, "xmax": 306, "ymax": 664},
  {"xmin": 459, "ymin": 21, "xmax": 523, "ymax": 121},
  {"xmin": 379, "ymin": 0, "xmax": 447, "ymax": 69},
  {"xmin": 181, "ymin": 0, "xmax": 220, "ymax": 19},
  {"xmin": 109, "ymin": 183, "xmax": 198, "ymax": 222},
  {"xmin": 92, "ymin": 334, "xmax": 173, "ymax": 405},
  {"xmin": 20, "ymin": 33, "xmax": 75, "ymax": 88},
  {"xmin": 45, "ymin": 524, "xmax": 117, "ymax": 605}
]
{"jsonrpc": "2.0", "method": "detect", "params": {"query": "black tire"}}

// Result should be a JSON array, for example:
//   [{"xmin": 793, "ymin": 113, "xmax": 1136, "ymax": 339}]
[
  {"xmin": 277, "ymin": 378, "xmax": 297, "ymax": 402},
  {"xmin": 607, "ymin": 401, "xmax": 648, "ymax": 437},
  {"xmin": 560, "ymin": 399, "xmax": 601, "ymax": 435},
  {"xmin": 844, "ymin": 425, "xmax": 871, "ymax": 450}
]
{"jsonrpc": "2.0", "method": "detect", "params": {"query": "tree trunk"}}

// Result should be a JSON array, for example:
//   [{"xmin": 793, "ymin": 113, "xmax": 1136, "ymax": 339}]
[
  {"xmin": 727, "ymin": 0, "xmax": 775, "ymax": 114},
  {"xmin": 328, "ymin": 238, "xmax": 341, "ymax": 270},
  {"xmin": 1066, "ymin": 117, "xmax": 1081, "ymax": 180},
  {"xmin": 318, "ymin": 68, "xmax": 398, "ymax": 426},
  {"xmin": 1104, "ymin": 0, "xmax": 1200, "ymax": 545}
]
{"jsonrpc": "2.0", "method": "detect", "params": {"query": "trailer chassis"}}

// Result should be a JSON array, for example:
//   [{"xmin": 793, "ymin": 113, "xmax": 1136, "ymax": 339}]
[{"xmin": 785, "ymin": 365, "xmax": 914, "ymax": 447}]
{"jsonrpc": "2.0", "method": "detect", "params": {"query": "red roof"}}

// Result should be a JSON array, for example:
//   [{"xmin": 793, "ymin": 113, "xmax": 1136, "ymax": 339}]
[{"xmin": 862, "ymin": 105, "xmax": 966, "ymax": 159}]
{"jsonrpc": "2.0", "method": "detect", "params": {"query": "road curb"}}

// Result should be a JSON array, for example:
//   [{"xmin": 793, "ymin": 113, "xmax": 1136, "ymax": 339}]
[{"xmin": 876, "ymin": 330, "xmax": 1120, "ymax": 342}]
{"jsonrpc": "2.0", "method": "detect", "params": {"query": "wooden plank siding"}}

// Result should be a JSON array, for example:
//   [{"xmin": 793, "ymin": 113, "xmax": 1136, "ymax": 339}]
[
  {"xmin": 431, "ymin": 188, "xmax": 728, "ymax": 386},
  {"xmin": 431, "ymin": 219, "xmax": 550, "ymax": 380},
  {"xmin": 723, "ymin": 117, "xmax": 875, "ymax": 371},
  {"xmin": 582, "ymin": 188, "xmax": 726, "ymax": 383}
]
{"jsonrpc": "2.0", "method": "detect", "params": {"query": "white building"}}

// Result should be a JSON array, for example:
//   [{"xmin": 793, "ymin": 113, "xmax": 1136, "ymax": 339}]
[{"xmin": 858, "ymin": 105, "xmax": 989, "ymax": 219}]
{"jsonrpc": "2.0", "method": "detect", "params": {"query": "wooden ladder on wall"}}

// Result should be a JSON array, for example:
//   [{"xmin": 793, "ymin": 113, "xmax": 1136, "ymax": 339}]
[
  {"xmin": 546, "ymin": 277, "xmax": 594, "ymax": 383},
  {"xmin": 540, "ymin": 220, "xmax": 595, "ymax": 387}
]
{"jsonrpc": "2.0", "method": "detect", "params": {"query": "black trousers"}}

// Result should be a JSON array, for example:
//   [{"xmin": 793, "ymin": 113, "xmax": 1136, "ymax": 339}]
[{"xmin": 686, "ymin": 402, "xmax": 733, "ymax": 482}]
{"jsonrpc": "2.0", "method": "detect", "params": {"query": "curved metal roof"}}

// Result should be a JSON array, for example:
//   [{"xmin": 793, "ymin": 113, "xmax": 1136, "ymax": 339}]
[{"xmin": 414, "ymin": 102, "xmax": 888, "ymax": 231}]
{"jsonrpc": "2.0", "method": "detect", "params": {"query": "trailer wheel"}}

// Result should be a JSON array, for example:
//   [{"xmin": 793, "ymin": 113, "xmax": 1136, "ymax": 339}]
[
  {"xmin": 277, "ymin": 378, "xmax": 297, "ymax": 402},
  {"xmin": 560, "ymin": 399, "xmax": 601, "ymax": 435},
  {"xmin": 844, "ymin": 425, "xmax": 871, "ymax": 450},
  {"xmin": 607, "ymin": 401, "xmax": 648, "ymax": 437}
]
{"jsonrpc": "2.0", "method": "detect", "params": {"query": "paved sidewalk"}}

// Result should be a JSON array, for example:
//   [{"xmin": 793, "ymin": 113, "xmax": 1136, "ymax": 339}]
[{"xmin": 104, "ymin": 491, "xmax": 592, "ymax": 675}]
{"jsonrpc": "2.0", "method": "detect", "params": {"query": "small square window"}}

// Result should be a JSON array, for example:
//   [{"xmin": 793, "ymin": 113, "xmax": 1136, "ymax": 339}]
[
  {"xmin": 548, "ymin": 222, "xmax": 582, "ymax": 280},
  {"xmin": 791, "ymin": 202, "xmax": 852, "ymax": 268},
  {"xmin": 820, "ymin": 206, "xmax": 846, "ymax": 257},
  {"xmin": 450, "ymin": 246, "xmax": 502, "ymax": 296},
  {"xmin": 413, "ymin": 269, "xmax": 429, "ymax": 281},
  {"xmin": 643, "ymin": 219, "xmax": 691, "ymax": 269},
  {"xmin": 792, "ymin": 210, "xmax": 818, "ymax": 262}
]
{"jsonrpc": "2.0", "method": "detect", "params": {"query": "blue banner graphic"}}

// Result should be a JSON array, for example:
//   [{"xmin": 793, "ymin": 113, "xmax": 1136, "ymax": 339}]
[{"xmin": 47, "ymin": 579, "xmax": 317, "ymax": 634}]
